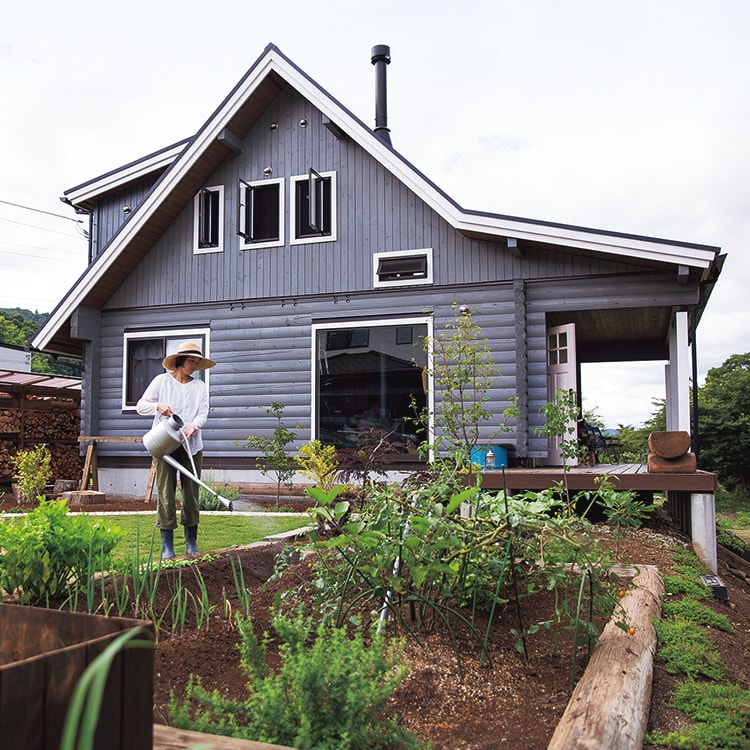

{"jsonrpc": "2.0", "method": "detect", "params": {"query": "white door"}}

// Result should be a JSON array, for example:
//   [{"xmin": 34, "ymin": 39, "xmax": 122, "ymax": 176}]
[{"xmin": 545, "ymin": 323, "xmax": 577, "ymax": 466}]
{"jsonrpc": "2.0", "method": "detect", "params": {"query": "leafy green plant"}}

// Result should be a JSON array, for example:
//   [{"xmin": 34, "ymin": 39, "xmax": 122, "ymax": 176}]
[
  {"xmin": 176, "ymin": 471, "xmax": 239, "ymax": 511},
  {"xmin": 536, "ymin": 388, "xmax": 586, "ymax": 469},
  {"xmin": 297, "ymin": 467, "xmax": 621, "ymax": 684},
  {"xmin": 0, "ymin": 500, "xmax": 123, "ymax": 605},
  {"xmin": 169, "ymin": 610, "xmax": 423, "ymax": 749},
  {"xmin": 413, "ymin": 304, "xmax": 517, "ymax": 470},
  {"xmin": 241, "ymin": 402, "xmax": 301, "ymax": 506},
  {"xmin": 294, "ymin": 439, "xmax": 339, "ymax": 492},
  {"xmin": 596, "ymin": 481, "xmax": 654, "ymax": 554},
  {"xmin": 11, "ymin": 443, "xmax": 52, "ymax": 503}
]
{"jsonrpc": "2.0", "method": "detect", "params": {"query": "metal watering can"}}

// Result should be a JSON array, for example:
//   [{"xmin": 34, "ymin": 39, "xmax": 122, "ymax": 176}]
[{"xmin": 143, "ymin": 414, "xmax": 234, "ymax": 511}]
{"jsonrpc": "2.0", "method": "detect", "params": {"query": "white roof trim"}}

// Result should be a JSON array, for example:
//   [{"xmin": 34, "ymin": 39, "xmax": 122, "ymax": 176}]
[
  {"xmin": 33, "ymin": 45, "xmax": 719, "ymax": 353},
  {"xmin": 64, "ymin": 141, "xmax": 188, "ymax": 206}
]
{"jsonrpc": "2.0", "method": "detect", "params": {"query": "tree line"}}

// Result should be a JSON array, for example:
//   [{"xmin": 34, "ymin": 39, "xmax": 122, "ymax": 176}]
[{"xmin": 0, "ymin": 308, "xmax": 82, "ymax": 377}]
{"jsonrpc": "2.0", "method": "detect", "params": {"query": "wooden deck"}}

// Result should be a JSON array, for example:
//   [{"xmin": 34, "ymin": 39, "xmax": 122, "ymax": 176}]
[{"xmin": 479, "ymin": 463, "xmax": 716, "ymax": 494}]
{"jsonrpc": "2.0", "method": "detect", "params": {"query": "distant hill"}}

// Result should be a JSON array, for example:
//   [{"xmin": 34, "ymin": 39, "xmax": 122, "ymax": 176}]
[
  {"xmin": 0, "ymin": 308, "xmax": 82, "ymax": 377},
  {"xmin": 0, "ymin": 307, "xmax": 47, "ymax": 328}
]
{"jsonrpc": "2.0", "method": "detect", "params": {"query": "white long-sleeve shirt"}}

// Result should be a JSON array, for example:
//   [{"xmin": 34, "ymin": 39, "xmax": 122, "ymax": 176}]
[{"xmin": 136, "ymin": 373, "xmax": 209, "ymax": 455}]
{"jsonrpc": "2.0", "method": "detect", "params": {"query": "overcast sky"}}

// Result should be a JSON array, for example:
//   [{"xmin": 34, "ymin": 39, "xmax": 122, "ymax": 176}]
[{"xmin": 1, "ymin": 0, "xmax": 747, "ymax": 428}]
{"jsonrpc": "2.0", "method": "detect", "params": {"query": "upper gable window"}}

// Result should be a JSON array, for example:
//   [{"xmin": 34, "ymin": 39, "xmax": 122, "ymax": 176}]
[
  {"xmin": 194, "ymin": 185, "xmax": 224, "ymax": 254},
  {"xmin": 237, "ymin": 177, "xmax": 284, "ymax": 249},
  {"xmin": 290, "ymin": 169, "xmax": 336, "ymax": 244},
  {"xmin": 373, "ymin": 248, "xmax": 433, "ymax": 288}
]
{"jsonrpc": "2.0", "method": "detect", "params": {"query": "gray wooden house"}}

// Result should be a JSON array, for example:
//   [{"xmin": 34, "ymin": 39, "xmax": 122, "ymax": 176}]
[{"xmin": 32, "ymin": 43, "xmax": 723, "ymax": 495}]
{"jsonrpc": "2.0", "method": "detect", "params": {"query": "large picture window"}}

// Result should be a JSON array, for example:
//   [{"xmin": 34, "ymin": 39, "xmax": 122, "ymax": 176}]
[
  {"xmin": 122, "ymin": 329, "xmax": 210, "ymax": 408},
  {"xmin": 312, "ymin": 318, "xmax": 431, "ymax": 450}
]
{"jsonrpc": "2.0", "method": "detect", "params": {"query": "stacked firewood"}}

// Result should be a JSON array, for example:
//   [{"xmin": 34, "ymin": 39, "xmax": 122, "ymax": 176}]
[
  {"xmin": 0, "ymin": 394, "xmax": 83, "ymax": 487},
  {"xmin": 23, "ymin": 404, "xmax": 80, "ymax": 440},
  {"xmin": 0, "ymin": 408, "xmax": 21, "ymax": 433},
  {"xmin": 647, "ymin": 430, "xmax": 696, "ymax": 473}
]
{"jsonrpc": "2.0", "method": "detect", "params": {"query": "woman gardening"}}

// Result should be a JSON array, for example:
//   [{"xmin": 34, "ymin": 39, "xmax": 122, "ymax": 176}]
[{"xmin": 137, "ymin": 341, "xmax": 215, "ymax": 559}]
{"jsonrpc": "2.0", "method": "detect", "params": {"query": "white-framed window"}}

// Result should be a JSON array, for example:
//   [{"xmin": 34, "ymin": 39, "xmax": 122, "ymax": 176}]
[
  {"xmin": 311, "ymin": 316, "xmax": 432, "ymax": 449},
  {"xmin": 290, "ymin": 169, "xmax": 336, "ymax": 245},
  {"xmin": 193, "ymin": 185, "xmax": 224, "ymax": 254},
  {"xmin": 237, "ymin": 177, "xmax": 284, "ymax": 249},
  {"xmin": 373, "ymin": 248, "xmax": 433, "ymax": 288},
  {"xmin": 122, "ymin": 328, "xmax": 211, "ymax": 409}
]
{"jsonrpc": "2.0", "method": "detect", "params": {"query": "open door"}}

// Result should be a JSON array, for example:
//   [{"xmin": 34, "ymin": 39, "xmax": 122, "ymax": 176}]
[{"xmin": 545, "ymin": 323, "xmax": 577, "ymax": 466}]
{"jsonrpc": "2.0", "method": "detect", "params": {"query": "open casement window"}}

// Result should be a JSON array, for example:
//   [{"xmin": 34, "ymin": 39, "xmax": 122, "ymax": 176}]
[
  {"xmin": 373, "ymin": 248, "xmax": 433, "ymax": 288},
  {"xmin": 122, "ymin": 330, "xmax": 210, "ymax": 408},
  {"xmin": 291, "ymin": 169, "xmax": 336, "ymax": 244},
  {"xmin": 312, "ymin": 318, "xmax": 431, "ymax": 453},
  {"xmin": 237, "ymin": 177, "xmax": 284, "ymax": 249},
  {"xmin": 193, "ymin": 185, "xmax": 224, "ymax": 254}
]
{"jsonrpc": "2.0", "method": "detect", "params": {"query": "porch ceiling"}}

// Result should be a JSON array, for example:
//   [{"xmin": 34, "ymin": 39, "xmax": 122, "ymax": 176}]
[{"xmin": 546, "ymin": 307, "xmax": 673, "ymax": 363}]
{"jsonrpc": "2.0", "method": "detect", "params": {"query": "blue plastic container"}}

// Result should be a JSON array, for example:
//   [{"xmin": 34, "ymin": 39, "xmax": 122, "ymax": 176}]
[{"xmin": 470, "ymin": 445, "xmax": 508, "ymax": 469}]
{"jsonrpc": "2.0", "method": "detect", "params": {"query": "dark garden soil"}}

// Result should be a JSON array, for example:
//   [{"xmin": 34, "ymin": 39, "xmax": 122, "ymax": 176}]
[{"xmin": 3, "ymin": 496, "xmax": 750, "ymax": 749}]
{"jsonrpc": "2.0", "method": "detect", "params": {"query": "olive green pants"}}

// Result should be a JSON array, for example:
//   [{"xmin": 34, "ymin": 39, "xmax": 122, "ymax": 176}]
[{"xmin": 154, "ymin": 447, "xmax": 202, "ymax": 530}]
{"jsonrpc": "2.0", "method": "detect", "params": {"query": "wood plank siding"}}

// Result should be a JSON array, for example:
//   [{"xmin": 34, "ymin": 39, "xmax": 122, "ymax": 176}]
[{"xmin": 75, "ymin": 85, "xmax": 691, "ymax": 469}]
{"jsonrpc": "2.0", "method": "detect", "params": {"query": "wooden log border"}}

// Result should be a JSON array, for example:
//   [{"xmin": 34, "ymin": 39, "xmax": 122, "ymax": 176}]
[{"xmin": 547, "ymin": 566, "xmax": 665, "ymax": 750}]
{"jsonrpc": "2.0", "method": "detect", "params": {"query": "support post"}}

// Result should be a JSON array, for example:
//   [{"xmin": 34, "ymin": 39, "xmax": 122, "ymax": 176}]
[{"xmin": 691, "ymin": 492, "xmax": 717, "ymax": 573}]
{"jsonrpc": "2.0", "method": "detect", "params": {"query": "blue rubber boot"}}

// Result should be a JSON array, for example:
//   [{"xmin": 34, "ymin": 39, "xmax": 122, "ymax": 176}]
[
  {"xmin": 160, "ymin": 529, "xmax": 176, "ymax": 559},
  {"xmin": 185, "ymin": 525, "xmax": 199, "ymax": 555}
]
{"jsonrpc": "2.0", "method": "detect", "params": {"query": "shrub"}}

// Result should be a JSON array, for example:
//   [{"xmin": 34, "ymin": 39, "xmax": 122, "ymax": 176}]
[
  {"xmin": 0, "ymin": 500, "xmax": 124, "ymax": 604},
  {"xmin": 11, "ymin": 443, "xmax": 52, "ymax": 503},
  {"xmin": 177, "ymin": 472, "xmax": 239, "ymax": 511},
  {"xmin": 294, "ymin": 439, "xmax": 339, "ymax": 492},
  {"xmin": 241, "ymin": 402, "xmax": 301, "ymax": 506},
  {"xmin": 170, "ymin": 610, "xmax": 422, "ymax": 749}
]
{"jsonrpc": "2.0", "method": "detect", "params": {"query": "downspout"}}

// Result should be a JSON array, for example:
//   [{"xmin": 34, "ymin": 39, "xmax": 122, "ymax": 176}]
[
  {"xmin": 688, "ymin": 254, "xmax": 726, "ymax": 465},
  {"xmin": 689, "ymin": 296, "xmax": 702, "ymax": 464}
]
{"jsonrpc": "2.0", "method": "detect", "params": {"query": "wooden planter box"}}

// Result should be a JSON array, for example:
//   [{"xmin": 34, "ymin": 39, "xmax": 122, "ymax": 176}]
[{"xmin": 0, "ymin": 604, "xmax": 154, "ymax": 750}]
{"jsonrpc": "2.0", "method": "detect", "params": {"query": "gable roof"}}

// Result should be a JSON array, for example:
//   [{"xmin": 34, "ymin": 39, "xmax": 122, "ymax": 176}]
[{"xmin": 33, "ymin": 43, "xmax": 721, "ymax": 357}]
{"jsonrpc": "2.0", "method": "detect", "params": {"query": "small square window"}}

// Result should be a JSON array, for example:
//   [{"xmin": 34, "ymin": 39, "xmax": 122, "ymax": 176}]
[
  {"xmin": 396, "ymin": 327, "xmax": 413, "ymax": 345},
  {"xmin": 194, "ymin": 186, "xmax": 224, "ymax": 254},
  {"xmin": 237, "ymin": 178, "xmax": 284, "ymax": 249}
]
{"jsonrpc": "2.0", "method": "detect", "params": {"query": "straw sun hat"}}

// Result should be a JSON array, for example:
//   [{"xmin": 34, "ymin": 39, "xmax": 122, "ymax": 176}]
[{"xmin": 162, "ymin": 342, "xmax": 216, "ymax": 371}]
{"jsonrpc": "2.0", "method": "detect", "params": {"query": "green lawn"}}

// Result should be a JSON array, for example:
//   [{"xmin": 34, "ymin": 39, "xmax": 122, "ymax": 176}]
[{"xmin": 104, "ymin": 512, "xmax": 312, "ymax": 568}]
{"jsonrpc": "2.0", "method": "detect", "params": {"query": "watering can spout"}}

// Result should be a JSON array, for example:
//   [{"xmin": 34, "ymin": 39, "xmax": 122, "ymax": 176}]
[{"xmin": 142, "ymin": 414, "xmax": 233, "ymax": 511}]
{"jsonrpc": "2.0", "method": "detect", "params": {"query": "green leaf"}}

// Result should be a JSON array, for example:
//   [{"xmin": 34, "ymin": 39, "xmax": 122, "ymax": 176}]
[{"xmin": 445, "ymin": 487, "xmax": 479, "ymax": 515}]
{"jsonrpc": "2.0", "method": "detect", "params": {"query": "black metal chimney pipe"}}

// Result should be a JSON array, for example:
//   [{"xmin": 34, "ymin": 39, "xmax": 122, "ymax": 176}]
[{"xmin": 371, "ymin": 44, "xmax": 392, "ymax": 146}]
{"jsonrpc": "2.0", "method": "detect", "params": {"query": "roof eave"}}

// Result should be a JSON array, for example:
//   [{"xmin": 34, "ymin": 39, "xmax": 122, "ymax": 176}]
[{"xmin": 32, "ymin": 43, "xmax": 723, "ymax": 355}]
